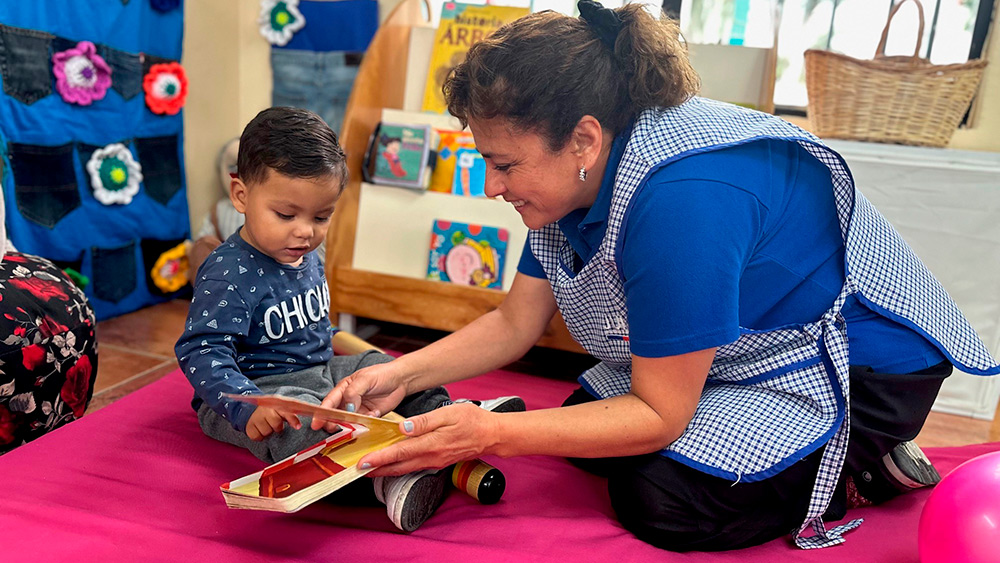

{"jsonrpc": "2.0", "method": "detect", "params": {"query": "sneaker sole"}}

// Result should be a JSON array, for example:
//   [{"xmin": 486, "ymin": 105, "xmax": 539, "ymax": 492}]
[
  {"xmin": 884, "ymin": 442, "xmax": 942, "ymax": 490},
  {"xmin": 482, "ymin": 396, "xmax": 526, "ymax": 413},
  {"xmin": 388, "ymin": 469, "xmax": 450, "ymax": 532}
]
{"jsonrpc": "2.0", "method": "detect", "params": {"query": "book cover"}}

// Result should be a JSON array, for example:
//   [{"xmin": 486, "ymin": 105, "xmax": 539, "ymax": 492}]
[
  {"xmin": 370, "ymin": 122, "xmax": 432, "ymax": 189},
  {"xmin": 452, "ymin": 147, "xmax": 486, "ymax": 197},
  {"xmin": 420, "ymin": 3, "xmax": 529, "ymax": 114},
  {"xmin": 427, "ymin": 220, "xmax": 508, "ymax": 289},
  {"xmin": 219, "ymin": 394, "xmax": 407, "ymax": 513},
  {"xmin": 429, "ymin": 129, "xmax": 477, "ymax": 193}
]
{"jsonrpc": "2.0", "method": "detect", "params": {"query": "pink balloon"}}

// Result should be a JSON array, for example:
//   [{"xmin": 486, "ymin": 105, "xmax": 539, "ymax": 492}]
[{"xmin": 919, "ymin": 451, "xmax": 1000, "ymax": 563}]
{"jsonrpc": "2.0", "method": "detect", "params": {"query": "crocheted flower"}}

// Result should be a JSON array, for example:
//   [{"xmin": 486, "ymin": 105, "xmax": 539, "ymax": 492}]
[
  {"xmin": 258, "ymin": 0, "xmax": 306, "ymax": 46},
  {"xmin": 150, "ymin": 241, "xmax": 190, "ymax": 293},
  {"xmin": 51, "ymin": 41, "xmax": 112, "ymax": 105},
  {"xmin": 143, "ymin": 62, "xmax": 188, "ymax": 115},
  {"xmin": 150, "ymin": 0, "xmax": 181, "ymax": 12},
  {"xmin": 86, "ymin": 143, "xmax": 143, "ymax": 206}
]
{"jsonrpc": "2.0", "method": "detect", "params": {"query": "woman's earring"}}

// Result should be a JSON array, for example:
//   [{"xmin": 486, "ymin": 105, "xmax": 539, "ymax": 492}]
[{"xmin": 578, "ymin": 167, "xmax": 587, "ymax": 181}]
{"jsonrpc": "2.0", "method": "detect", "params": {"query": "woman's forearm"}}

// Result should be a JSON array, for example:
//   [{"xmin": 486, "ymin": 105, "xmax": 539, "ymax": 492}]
[{"xmin": 488, "ymin": 392, "xmax": 684, "ymax": 459}]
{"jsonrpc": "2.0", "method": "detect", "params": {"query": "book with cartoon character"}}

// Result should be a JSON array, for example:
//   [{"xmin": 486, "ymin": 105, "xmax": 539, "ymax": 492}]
[
  {"xmin": 219, "ymin": 394, "xmax": 407, "ymax": 512},
  {"xmin": 427, "ymin": 220, "xmax": 508, "ymax": 290},
  {"xmin": 369, "ymin": 122, "xmax": 433, "ymax": 189}
]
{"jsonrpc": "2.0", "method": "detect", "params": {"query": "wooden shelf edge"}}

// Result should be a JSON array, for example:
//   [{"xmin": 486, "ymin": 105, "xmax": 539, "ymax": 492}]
[{"xmin": 330, "ymin": 267, "xmax": 586, "ymax": 354}]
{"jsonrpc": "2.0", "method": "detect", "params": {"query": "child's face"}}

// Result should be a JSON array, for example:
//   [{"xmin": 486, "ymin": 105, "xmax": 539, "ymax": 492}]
[{"xmin": 230, "ymin": 169, "xmax": 341, "ymax": 267}]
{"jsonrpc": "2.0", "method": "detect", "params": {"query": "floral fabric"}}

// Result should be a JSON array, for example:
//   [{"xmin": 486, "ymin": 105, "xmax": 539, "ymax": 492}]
[{"xmin": 0, "ymin": 252, "xmax": 97, "ymax": 454}]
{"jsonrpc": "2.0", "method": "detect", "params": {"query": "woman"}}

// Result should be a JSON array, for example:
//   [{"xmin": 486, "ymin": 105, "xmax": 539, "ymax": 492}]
[{"xmin": 314, "ymin": 1, "xmax": 999, "ymax": 551}]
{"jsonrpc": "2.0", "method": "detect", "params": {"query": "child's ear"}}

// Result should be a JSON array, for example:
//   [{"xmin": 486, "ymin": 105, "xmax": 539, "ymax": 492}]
[{"xmin": 229, "ymin": 178, "xmax": 249, "ymax": 213}]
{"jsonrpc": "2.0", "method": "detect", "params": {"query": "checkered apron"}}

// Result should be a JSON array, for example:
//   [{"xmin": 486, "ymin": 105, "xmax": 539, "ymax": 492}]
[{"xmin": 529, "ymin": 98, "xmax": 1000, "ymax": 548}]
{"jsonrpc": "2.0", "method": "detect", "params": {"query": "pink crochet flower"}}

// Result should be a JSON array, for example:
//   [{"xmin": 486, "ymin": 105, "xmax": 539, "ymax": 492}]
[{"xmin": 52, "ymin": 41, "xmax": 112, "ymax": 105}]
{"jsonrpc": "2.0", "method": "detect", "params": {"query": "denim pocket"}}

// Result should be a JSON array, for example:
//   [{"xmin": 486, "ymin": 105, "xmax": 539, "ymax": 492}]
[
  {"xmin": 271, "ymin": 48, "xmax": 318, "ymax": 103},
  {"xmin": 100, "ymin": 45, "xmax": 143, "ymax": 100},
  {"xmin": 91, "ymin": 241, "xmax": 137, "ymax": 303},
  {"xmin": 135, "ymin": 135, "xmax": 181, "ymax": 205},
  {"xmin": 0, "ymin": 24, "xmax": 55, "ymax": 105},
  {"xmin": 142, "ymin": 53, "xmax": 173, "ymax": 75},
  {"xmin": 8, "ymin": 142, "xmax": 82, "ymax": 228},
  {"xmin": 271, "ymin": 49, "xmax": 358, "ymax": 133}
]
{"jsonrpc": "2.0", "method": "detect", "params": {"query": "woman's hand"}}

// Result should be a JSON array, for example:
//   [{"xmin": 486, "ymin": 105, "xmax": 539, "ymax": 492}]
[
  {"xmin": 358, "ymin": 403, "xmax": 500, "ymax": 476},
  {"xmin": 311, "ymin": 361, "xmax": 409, "ymax": 429}
]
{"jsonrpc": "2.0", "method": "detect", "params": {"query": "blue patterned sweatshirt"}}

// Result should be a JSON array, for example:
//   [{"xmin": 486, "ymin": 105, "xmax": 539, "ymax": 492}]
[{"xmin": 175, "ymin": 231, "xmax": 334, "ymax": 432}]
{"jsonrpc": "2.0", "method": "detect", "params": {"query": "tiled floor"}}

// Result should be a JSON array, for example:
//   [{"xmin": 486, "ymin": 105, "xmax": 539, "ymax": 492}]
[{"xmin": 89, "ymin": 300, "xmax": 999, "ymax": 447}]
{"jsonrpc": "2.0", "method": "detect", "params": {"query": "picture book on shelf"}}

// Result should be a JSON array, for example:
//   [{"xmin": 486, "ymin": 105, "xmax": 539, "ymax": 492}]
[
  {"xmin": 368, "ymin": 122, "xmax": 433, "ymax": 189},
  {"xmin": 429, "ymin": 129, "xmax": 477, "ymax": 193},
  {"xmin": 219, "ymin": 394, "xmax": 407, "ymax": 513},
  {"xmin": 421, "ymin": 2, "xmax": 530, "ymax": 114},
  {"xmin": 427, "ymin": 220, "xmax": 508, "ymax": 289},
  {"xmin": 452, "ymin": 147, "xmax": 487, "ymax": 197}
]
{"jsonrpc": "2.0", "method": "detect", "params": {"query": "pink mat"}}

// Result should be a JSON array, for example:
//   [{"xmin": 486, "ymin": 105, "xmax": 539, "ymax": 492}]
[{"xmin": 1, "ymin": 366, "xmax": 997, "ymax": 562}]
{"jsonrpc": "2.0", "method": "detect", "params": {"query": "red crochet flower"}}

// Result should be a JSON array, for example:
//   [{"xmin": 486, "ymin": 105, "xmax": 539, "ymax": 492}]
[
  {"xmin": 9, "ymin": 276, "xmax": 69, "ymax": 302},
  {"xmin": 61, "ymin": 355, "xmax": 93, "ymax": 418},
  {"xmin": 21, "ymin": 344, "xmax": 46, "ymax": 371},
  {"xmin": 0, "ymin": 405, "xmax": 16, "ymax": 445},
  {"xmin": 143, "ymin": 62, "xmax": 188, "ymax": 115}
]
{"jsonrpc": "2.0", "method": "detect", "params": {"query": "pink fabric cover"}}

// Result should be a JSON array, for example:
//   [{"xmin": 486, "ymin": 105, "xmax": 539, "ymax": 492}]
[{"xmin": 1, "ymin": 366, "xmax": 997, "ymax": 562}]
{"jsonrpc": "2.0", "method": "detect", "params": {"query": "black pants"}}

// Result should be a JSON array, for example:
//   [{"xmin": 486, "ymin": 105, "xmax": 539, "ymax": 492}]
[{"xmin": 563, "ymin": 361, "xmax": 951, "ymax": 552}]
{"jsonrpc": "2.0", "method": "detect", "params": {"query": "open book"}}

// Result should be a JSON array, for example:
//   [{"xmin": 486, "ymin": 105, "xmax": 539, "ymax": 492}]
[{"xmin": 219, "ymin": 394, "xmax": 407, "ymax": 513}]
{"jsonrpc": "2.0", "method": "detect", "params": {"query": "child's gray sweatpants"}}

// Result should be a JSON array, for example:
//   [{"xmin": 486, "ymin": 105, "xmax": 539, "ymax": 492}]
[{"xmin": 197, "ymin": 350, "xmax": 450, "ymax": 463}]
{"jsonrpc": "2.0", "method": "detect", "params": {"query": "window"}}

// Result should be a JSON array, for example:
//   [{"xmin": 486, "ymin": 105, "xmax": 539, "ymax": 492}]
[{"xmin": 676, "ymin": 0, "xmax": 994, "ymax": 111}]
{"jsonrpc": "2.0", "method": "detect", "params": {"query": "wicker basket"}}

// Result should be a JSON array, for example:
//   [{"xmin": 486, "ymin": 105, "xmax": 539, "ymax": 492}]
[{"xmin": 804, "ymin": 0, "xmax": 988, "ymax": 147}]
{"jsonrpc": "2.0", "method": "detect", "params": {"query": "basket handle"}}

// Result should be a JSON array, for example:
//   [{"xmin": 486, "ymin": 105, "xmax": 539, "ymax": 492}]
[{"xmin": 874, "ymin": 0, "xmax": 925, "ymax": 60}]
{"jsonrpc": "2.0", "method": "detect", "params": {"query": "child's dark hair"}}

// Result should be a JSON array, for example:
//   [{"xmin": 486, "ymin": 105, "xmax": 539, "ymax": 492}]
[{"xmin": 237, "ymin": 107, "xmax": 348, "ymax": 191}]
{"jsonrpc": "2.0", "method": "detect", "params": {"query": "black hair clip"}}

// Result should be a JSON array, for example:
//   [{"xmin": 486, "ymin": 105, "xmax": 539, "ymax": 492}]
[{"xmin": 578, "ymin": 0, "xmax": 623, "ymax": 50}]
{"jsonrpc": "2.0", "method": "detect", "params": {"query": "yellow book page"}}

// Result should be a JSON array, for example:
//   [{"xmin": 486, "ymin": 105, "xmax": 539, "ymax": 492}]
[
  {"xmin": 226, "ymin": 419, "xmax": 406, "ymax": 498},
  {"xmin": 421, "ymin": 3, "xmax": 529, "ymax": 114}
]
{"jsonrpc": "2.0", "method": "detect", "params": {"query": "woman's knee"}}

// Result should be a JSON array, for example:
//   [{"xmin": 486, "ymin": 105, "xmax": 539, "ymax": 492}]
[
  {"xmin": 607, "ymin": 464, "xmax": 712, "ymax": 551},
  {"xmin": 607, "ymin": 457, "xmax": 808, "ymax": 552}
]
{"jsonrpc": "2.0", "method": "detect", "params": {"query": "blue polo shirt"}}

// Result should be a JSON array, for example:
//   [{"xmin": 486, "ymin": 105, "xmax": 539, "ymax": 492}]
[{"xmin": 519, "ymin": 135, "xmax": 945, "ymax": 374}]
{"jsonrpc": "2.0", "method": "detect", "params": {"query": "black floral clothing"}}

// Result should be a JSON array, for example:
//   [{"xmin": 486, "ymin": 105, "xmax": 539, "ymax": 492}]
[{"xmin": 0, "ymin": 252, "xmax": 97, "ymax": 454}]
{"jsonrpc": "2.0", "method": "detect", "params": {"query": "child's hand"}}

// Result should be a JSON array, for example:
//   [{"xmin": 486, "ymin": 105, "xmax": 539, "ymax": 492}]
[{"xmin": 246, "ymin": 406, "xmax": 302, "ymax": 441}]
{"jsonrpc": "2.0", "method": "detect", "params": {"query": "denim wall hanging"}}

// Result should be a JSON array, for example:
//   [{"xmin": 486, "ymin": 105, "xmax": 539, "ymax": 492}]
[
  {"xmin": 0, "ymin": 2, "xmax": 190, "ymax": 319},
  {"xmin": 268, "ymin": 0, "xmax": 377, "ymax": 134}
]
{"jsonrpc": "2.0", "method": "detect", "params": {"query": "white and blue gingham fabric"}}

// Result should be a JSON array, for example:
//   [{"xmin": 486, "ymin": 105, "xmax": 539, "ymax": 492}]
[{"xmin": 528, "ymin": 98, "xmax": 999, "ymax": 548}]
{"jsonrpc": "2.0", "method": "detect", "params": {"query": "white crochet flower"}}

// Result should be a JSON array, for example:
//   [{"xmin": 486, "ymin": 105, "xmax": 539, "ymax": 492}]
[
  {"xmin": 258, "ymin": 0, "xmax": 306, "ymax": 46},
  {"xmin": 86, "ymin": 143, "xmax": 143, "ymax": 206}
]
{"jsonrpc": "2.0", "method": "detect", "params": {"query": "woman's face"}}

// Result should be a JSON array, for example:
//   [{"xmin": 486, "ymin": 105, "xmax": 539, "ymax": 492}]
[{"xmin": 468, "ymin": 117, "xmax": 600, "ymax": 230}]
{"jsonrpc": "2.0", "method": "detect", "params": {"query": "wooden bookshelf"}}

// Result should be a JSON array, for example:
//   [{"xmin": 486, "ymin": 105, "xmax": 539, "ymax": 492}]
[{"xmin": 325, "ymin": 0, "xmax": 584, "ymax": 354}]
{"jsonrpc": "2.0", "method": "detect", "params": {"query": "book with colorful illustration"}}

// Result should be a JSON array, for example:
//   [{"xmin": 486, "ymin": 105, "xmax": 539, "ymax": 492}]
[
  {"xmin": 421, "ymin": 2, "xmax": 530, "ymax": 114},
  {"xmin": 369, "ymin": 122, "xmax": 433, "ymax": 189},
  {"xmin": 429, "ymin": 129, "xmax": 477, "ymax": 194},
  {"xmin": 219, "ymin": 394, "xmax": 407, "ymax": 513},
  {"xmin": 427, "ymin": 220, "xmax": 508, "ymax": 290}
]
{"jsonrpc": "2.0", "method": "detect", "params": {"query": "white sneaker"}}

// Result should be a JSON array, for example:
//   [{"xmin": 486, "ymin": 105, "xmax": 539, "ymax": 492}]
[{"xmin": 372, "ymin": 395, "xmax": 524, "ymax": 531}]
